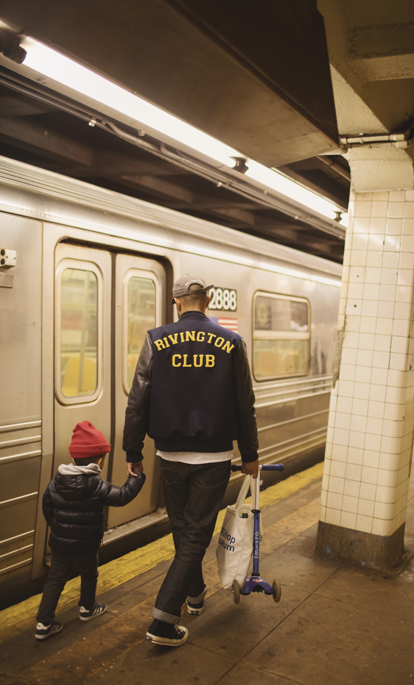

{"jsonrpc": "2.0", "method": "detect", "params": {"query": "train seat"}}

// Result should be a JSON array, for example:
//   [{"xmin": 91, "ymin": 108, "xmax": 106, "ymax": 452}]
[
  {"xmin": 62, "ymin": 357, "xmax": 97, "ymax": 397},
  {"xmin": 254, "ymin": 349, "xmax": 299, "ymax": 379}
]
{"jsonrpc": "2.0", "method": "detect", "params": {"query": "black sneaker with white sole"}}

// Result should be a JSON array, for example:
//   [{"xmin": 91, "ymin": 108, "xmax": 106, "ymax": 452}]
[
  {"xmin": 146, "ymin": 619, "xmax": 188, "ymax": 647},
  {"xmin": 186, "ymin": 598, "xmax": 204, "ymax": 615},
  {"xmin": 186, "ymin": 584, "xmax": 207, "ymax": 615},
  {"xmin": 35, "ymin": 621, "xmax": 63, "ymax": 640},
  {"xmin": 79, "ymin": 602, "xmax": 107, "ymax": 621}
]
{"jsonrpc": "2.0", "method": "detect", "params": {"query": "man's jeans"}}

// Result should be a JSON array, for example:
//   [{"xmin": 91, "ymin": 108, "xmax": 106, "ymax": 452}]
[
  {"xmin": 152, "ymin": 459, "xmax": 231, "ymax": 624},
  {"xmin": 36, "ymin": 551, "xmax": 99, "ymax": 625}
]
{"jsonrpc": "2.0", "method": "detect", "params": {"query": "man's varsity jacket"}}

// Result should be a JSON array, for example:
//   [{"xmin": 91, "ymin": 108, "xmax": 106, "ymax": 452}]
[{"xmin": 122, "ymin": 310, "xmax": 259, "ymax": 463}]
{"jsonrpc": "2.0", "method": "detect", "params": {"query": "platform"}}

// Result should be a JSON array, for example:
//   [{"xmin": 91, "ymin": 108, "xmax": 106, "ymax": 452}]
[{"xmin": 0, "ymin": 462, "xmax": 413, "ymax": 685}]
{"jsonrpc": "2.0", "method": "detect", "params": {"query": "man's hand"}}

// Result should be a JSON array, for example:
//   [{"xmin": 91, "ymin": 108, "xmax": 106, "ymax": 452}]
[
  {"xmin": 241, "ymin": 459, "xmax": 259, "ymax": 479},
  {"xmin": 127, "ymin": 461, "xmax": 144, "ymax": 476}
]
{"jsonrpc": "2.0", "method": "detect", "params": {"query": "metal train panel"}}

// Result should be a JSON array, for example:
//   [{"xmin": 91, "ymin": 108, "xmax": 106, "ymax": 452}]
[
  {"xmin": 0, "ymin": 156, "xmax": 342, "ymax": 600},
  {"xmin": 0, "ymin": 212, "xmax": 43, "ymax": 590}
]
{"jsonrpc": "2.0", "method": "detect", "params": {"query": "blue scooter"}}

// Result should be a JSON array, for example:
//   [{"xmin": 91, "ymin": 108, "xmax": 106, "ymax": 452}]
[{"xmin": 230, "ymin": 464, "xmax": 284, "ymax": 604}]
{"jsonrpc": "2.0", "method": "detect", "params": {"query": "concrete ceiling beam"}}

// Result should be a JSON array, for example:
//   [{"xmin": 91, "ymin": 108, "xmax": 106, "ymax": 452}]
[
  {"xmin": 347, "ymin": 145, "xmax": 414, "ymax": 191},
  {"xmin": 120, "ymin": 173, "xmax": 194, "ymax": 204},
  {"xmin": 0, "ymin": 114, "xmax": 93, "ymax": 165},
  {"xmin": 318, "ymin": 0, "xmax": 414, "ymax": 191},
  {"xmin": 349, "ymin": 21, "xmax": 414, "ymax": 81}
]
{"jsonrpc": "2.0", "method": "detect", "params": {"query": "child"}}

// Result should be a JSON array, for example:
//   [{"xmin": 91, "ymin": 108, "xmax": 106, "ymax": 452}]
[{"xmin": 35, "ymin": 420, "xmax": 145, "ymax": 640}]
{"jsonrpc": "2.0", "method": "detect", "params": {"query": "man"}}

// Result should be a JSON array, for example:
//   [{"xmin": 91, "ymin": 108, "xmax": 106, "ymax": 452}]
[{"xmin": 123, "ymin": 274, "xmax": 259, "ymax": 647}]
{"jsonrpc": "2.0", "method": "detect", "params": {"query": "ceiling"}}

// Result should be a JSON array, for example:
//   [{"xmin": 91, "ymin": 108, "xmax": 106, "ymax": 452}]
[
  {"xmin": 319, "ymin": 0, "xmax": 414, "ymax": 190},
  {"xmin": 0, "ymin": 66, "xmax": 349, "ymax": 263},
  {"xmin": 0, "ymin": 0, "xmax": 341, "ymax": 167},
  {"xmin": 1, "ymin": 1, "xmax": 410, "ymax": 263}
]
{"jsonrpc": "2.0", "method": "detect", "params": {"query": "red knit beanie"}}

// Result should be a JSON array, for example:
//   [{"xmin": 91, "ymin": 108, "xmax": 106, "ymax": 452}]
[{"xmin": 69, "ymin": 421, "xmax": 111, "ymax": 459}]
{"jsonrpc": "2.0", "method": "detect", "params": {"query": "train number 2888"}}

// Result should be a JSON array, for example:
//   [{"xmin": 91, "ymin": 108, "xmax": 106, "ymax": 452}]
[{"xmin": 208, "ymin": 287, "xmax": 237, "ymax": 311}]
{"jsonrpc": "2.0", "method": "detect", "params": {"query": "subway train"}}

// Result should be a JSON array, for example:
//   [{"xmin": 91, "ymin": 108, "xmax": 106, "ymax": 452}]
[{"xmin": 0, "ymin": 155, "xmax": 342, "ymax": 603}]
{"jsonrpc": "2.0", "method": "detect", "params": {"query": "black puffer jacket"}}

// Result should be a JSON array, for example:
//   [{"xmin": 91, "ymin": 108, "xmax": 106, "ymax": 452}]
[{"xmin": 42, "ymin": 465, "xmax": 145, "ymax": 556}]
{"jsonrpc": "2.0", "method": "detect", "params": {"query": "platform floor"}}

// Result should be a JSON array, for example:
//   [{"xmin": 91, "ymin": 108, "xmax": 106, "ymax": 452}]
[{"xmin": 1, "ymin": 462, "xmax": 414, "ymax": 685}]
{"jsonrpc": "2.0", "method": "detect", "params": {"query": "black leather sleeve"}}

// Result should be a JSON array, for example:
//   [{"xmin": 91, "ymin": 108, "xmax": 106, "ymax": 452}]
[
  {"xmin": 122, "ymin": 333, "xmax": 153, "ymax": 462},
  {"xmin": 100, "ymin": 471, "xmax": 146, "ymax": 506},
  {"xmin": 233, "ymin": 339, "xmax": 259, "ymax": 463}
]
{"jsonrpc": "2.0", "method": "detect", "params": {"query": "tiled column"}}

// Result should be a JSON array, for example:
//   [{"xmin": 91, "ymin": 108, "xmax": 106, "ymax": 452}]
[{"xmin": 316, "ymin": 188, "xmax": 414, "ymax": 568}]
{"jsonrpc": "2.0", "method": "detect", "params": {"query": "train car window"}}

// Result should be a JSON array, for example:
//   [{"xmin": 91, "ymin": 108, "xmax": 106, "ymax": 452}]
[
  {"xmin": 60, "ymin": 268, "xmax": 99, "ymax": 398},
  {"xmin": 124, "ymin": 275, "xmax": 156, "ymax": 391},
  {"xmin": 253, "ymin": 292, "xmax": 310, "ymax": 381}
]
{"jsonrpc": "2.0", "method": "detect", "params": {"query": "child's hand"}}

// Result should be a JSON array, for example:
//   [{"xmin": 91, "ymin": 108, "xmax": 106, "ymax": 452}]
[{"xmin": 128, "ymin": 461, "xmax": 144, "ymax": 476}]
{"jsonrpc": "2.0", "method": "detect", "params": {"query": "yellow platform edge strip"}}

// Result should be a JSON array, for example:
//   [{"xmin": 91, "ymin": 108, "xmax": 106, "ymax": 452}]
[{"xmin": 0, "ymin": 461, "xmax": 323, "ymax": 643}]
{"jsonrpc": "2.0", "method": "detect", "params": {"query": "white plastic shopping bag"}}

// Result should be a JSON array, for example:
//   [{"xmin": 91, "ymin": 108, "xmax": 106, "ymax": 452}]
[{"xmin": 216, "ymin": 475, "xmax": 254, "ymax": 589}]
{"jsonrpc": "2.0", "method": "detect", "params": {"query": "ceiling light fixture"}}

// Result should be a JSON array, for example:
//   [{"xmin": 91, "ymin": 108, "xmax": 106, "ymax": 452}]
[
  {"xmin": 16, "ymin": 34, "xmax": 348, "ymax": 227},
  {"xmin": 0, "ymin": 28, "xmax": 26, "ymax": 64},
  {"xmin": 246, "ymin": 161, "xmax": 348, "ymax": 225},
  {"xmin": 21, "ymin": 36, "xmax": 239, "ymax": 167}
]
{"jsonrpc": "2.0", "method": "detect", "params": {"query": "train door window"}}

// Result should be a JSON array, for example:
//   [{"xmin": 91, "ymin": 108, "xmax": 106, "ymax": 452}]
[
  {"xmin": 55, "ymin": 261, "xmax": 103, "ymax": 403},
  {"xmin": 124, "ymin": 273, "xmax": 157, "ymax": 392},
  {"xmin": 253, "ymin": 292, "xmax": 310, "ymax": 381}
]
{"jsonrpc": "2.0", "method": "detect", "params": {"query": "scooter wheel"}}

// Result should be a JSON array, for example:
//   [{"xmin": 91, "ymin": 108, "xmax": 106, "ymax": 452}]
[
  {"xmin": 272, "ymin": 579, "xmax": 282, "ymax": 603},
  {"xmin": 232, "ymin": 580, "xmax": 241, "ymax": 604}
]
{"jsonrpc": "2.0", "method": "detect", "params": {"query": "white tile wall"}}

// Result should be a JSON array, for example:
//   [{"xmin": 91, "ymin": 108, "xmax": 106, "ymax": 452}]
[
  {"xmin": 341, "ymin": 511, "xmax": 357, "ymax": 528},
  {"xmin": 320, "ymin": 189, "xmax": 414, "ymax": 537}
]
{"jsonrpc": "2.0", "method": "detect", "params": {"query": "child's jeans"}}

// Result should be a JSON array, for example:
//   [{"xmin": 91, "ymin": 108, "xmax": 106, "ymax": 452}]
[{"xmin": 37, "ymin": 551, "xmax": 99, "ymax": 625}]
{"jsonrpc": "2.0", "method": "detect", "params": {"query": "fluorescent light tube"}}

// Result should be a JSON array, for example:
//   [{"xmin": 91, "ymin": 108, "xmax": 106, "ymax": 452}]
[
  {"xmin": 20, "ymin": 35, "xmax": 348, "ymax": 226},
  {"xmin": 246, "ymin": 161, "xmax": 346, "ymax": 223},
  {"xmin": 21, "ymin": 36, "xmax": 239, "ymax": 167}
]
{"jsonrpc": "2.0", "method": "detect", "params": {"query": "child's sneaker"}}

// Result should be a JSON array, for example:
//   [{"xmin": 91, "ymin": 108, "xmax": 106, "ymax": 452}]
[
  {"xmin": 79, "ymin": 602, "xmax": 107, "ymax": 621},
  {"xmin": 35, "ymin": 621, "xmax": 63, "ymax": 640},
  {"xmin": 146, "ymin": 619, "xmax": 188, "ymax": 647}
]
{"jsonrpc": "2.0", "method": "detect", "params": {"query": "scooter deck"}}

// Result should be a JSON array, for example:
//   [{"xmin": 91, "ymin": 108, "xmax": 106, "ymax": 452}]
[{"xmin": 241, "ymin": 575, "xmax": 273, "ymax": 595}]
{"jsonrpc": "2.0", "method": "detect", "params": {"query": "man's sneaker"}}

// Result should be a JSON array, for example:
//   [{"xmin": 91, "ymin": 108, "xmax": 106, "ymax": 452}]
[
  {"xmin": 186, "ymin": 585, "xmax": 207, "ymax": 615},
  {"xmin": 186, "ymin": 598, "xmax": 204, "ymax": 615},
  {"xmin": 79, "ymin": 602, "xmax": 107, "ymax": 622},
  {"xmin": 35, "ymin": 621, "xmax": 63, "ymax": 640},
  {"xmin": 146, "ymin": 619, "xmax": 188, "ymax": 647}
]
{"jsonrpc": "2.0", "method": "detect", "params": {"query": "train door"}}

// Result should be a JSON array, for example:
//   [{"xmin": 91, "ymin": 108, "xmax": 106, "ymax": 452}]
[
  {"xmin": 54, "ymin": 243, "xmax": 164, "ymax": 529},
  {"xmin": 107, "ymin": 253, "xmax": 163, "ymax": 528},
  {"xmin": 54, "ymin": 243, "xmax": 112, "ymax": 479}
]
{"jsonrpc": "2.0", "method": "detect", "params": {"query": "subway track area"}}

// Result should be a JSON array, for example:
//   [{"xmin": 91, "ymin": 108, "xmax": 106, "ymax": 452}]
[{"xmin": 1, "ymin": 463, "xmax": 414, "ymax": 685}]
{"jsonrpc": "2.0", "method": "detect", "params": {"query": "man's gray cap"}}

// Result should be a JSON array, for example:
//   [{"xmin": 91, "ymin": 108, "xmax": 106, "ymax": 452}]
[{"xmin": 171, "ymin": 275, "xmax": 213, "ymax": 304}]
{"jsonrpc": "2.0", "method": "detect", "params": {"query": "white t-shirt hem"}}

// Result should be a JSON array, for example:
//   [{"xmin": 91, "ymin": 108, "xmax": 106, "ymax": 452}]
[{"xmin": 156, "ymin": 450, "xmax": 233, "ymax": 465}]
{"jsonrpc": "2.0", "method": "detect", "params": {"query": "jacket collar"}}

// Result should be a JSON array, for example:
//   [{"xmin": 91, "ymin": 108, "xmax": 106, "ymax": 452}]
[{"xmin": 178, "ymin": 310, "xmax": 209, "ymax": 322}]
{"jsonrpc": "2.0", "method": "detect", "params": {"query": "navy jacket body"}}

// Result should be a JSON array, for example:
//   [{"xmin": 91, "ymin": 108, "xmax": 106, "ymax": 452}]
[{"xmin": 123, "ymin": 310, "xmax": 258, "ymax": 462}]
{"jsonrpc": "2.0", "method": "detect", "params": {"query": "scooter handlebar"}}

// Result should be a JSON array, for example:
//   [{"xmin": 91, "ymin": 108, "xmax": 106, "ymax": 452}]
[{"xmin": 231, "ymin": 464, "xmax": 284, "ymax": 472}]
